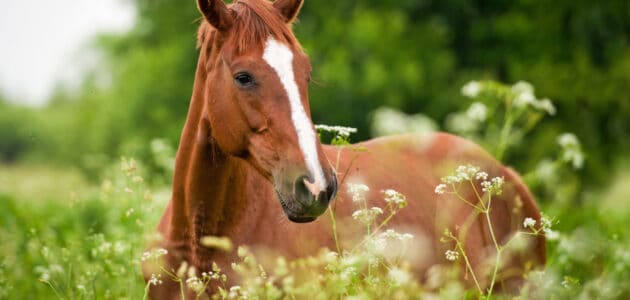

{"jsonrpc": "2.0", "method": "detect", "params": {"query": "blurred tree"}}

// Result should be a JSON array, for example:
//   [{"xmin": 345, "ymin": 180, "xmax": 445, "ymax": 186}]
[{"xmin": 1, "ymin": 0, "xmax": 629, "ymax": 189}]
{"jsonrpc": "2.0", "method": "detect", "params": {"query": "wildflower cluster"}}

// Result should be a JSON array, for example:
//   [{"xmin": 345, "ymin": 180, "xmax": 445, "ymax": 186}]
[
  {"xmin": 445, "ymin": 250, "xmax": 459, "ymax": 262},
  {"xmin": 315, "ymin": 124, "xmax": 358, "ymax": 145},
  {"xmin": 436, "ymin": 164, "xmax": 553, "ymax": 297},
  {"xmin": 382, "ymin": 189, "xmax": 407, "ymax": 208},
  {"xmin": 436, "ymin": 165, "xmax": 505, "ymax": 200},
  {"xmin": 182, "ymin": 263, "xmax": 227, "ymax": 295},
  {"xmin": 347, "ymin": 183, "xmax": 369, "ymax": 203},
  {"xmin": 523, "ymin": 215, "xmax": 559, "ymax": 241},
  {"xmin": 352, "ymin": 207, "xmax": 383, "ymax": 225},
  {"xmin": 557, "ymin": 133, "xmax": 585, "ymax": 170},
  {"xmin": 450, "ymin": 80, "xmax": 564, "ymax": 162},
  {"xmin": 141, "ymin": 248, "xmax": 168, "ymax": 262},
  {"xmin": 148, "ymin": 273, "xmax": 163, "ymax": 286},
  {"xmin": 314, "ymin": 124, "xmax": 357, "ymax": 138},
  {"xmin": 379, "ymin": 229, "xmax": 414, "ymax": 242},
  {"xmin": 511, "ymin": 81, "xmax": 556, "ymax": 115}
]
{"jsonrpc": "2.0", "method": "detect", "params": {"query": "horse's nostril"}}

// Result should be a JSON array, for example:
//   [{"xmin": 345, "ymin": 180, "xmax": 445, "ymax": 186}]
[
  {"xmin": 294, "ymin": 172, "xmax": 337, "ymax": 205},
  {"xmin": 294, "ymin": 176, "xmax": 312, "ymax": 201}
]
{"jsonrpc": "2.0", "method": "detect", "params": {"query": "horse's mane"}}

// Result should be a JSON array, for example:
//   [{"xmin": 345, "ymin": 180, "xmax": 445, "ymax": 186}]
[{"xmin": 197, "ymin": 0, "xmax": 299, "ymax": 54}]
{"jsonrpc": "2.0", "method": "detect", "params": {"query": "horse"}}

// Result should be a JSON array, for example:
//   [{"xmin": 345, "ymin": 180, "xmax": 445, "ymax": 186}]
[{"xmin": 143, "ymin": 0, "xmax": 545, "ymax": 298}]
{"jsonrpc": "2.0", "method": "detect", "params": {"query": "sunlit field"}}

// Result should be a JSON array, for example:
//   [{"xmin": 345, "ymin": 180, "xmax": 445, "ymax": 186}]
[
  {"xmin": 2, "ymin": 81, "xmax": 630, "ymax": 299},
  {"xmin": 3, "ymin": 1, "xmax": 630, "ymax": 299}
]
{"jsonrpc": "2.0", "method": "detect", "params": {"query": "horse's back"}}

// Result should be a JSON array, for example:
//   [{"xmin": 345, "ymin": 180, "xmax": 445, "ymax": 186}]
[{"xmin": 324, "ymin": 132, "xmax": 545, "ymax": 287}]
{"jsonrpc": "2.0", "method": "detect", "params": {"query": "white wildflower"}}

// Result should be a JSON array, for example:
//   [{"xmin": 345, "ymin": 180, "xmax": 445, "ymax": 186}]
[
  {"xmin": 186, "ymin": 276, "xmax": 205, "ymax": 293},
  {"xmin": 543, "ymin": 228, "xmax": 560, "ymax": 240},
  {"xmin": 434, "ymin": 184, "xmax": 447, "ymax": 195},
  {"xmin": 382, "ymin": 189, "xmax": 407, "ymax": 207},
  {"xmin": 512, "ymin": 81, "xmax": 542, "ymax": 109},
  {"xmin": 514, "ymin": 90, "xmax": 536, "ymax": 108},
  {"xmin": 523, "ymin": 217, "xmax": 536, "ymax": 228},
  {"xmin": 461, "ymin": 81, "xmax": 482, "ymax": 98},
  {"xmin": 475, "ymin": 171, "xmax": 488, "ymax": 181},
  {"xmin": 141, "ymin": 248, "xmax": 168, "ymax": 261},
  {"xmin": 442, "ymin": 175, "xmax": 462, "ymax": 184},
  {"xmin": 456, "ymin": 165, "xmax": 480, "ymax": 181},
  {"xmin": 466, "ymin": 102, "xmax": 488, "ymax": 122},
  {"xmin": 352, "ymin": 207, "xmax": 383, "ymax": 225},
  {"xmin": 511, "ymin": 81, "xmax": 534, "ymax": 96},
  {"xmin": 367, "ymin": 236, "xmax": 388, "ymax": 253},
  {"xmin": 149, "ymin": 274, "xmax": 163, "ymax": 286},
  {"xmin": 481, "ymin": 177, "xmax": 504, "ymax": 195},
  {"xmin": 379, "ymin": 229, "xmax": 414, "ymax": 242},
  {"xmin": 557, "ymin": 133, "xmax": 579, "ymax": 148},
  {"xmin": 347, "ymin": 183, "xmax": 370, "ymax": 203},
  {"xmin": 445, "ymin": 250, "xmax": 460, "ymax": 261},
  {"xmin": 371, "ymin": 207, "xmax": 383, "ymax": 215},
  {"xmin": 534, "ymin": 98, "xmax": 556, "ymax": 115},
  {"xmin": 381, "ymin": 229, "xmax": 398, "ymax": 239},
  {"xmin": 557, "ymin": 133, "xmax": 584, "ymax": 169},
  {"xmin": 315, "ymin": 124, "xmax": 358, "ymax": 137}
]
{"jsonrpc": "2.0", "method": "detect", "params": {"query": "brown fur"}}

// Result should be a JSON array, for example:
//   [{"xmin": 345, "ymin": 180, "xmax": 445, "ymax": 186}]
[{"xmin": 143, "ymin": 1, "xmax": 545, "ymax": 298}]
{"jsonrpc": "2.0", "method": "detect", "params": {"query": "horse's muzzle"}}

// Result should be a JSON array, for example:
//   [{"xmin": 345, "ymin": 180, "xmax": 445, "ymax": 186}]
[{"xmin": 277, "ymin": 171, "xmax": 337, "ymax": 223}]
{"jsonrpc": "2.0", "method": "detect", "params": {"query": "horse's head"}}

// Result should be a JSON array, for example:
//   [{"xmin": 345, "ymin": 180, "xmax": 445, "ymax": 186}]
[{"xmin": 195, "ymin": 0, "xmax": 337, "ymax": 223}]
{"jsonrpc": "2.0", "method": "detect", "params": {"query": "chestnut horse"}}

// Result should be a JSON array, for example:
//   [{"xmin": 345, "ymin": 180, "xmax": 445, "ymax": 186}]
[{"xmin": 144, "ymin": 0, "xmax": 545, "ymax": 298}]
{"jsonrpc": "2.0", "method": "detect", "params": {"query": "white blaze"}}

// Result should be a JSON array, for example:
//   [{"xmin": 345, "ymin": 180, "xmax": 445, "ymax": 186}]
[{"xmin": 262, "ymin": 38, "xmax": 326, "ymax": 194}]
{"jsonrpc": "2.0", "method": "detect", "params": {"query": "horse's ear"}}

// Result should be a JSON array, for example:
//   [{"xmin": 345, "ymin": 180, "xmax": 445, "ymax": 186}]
[
  {"xmin": 197, "ymin": 0, "xmax": 234, "ymax": 31},
  {"xmin": 273, "ymin": 0, "xmax": 304, "ymax": 23}
]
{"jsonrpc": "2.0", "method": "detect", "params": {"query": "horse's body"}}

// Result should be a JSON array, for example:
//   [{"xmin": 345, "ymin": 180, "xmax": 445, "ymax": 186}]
[{"xmin": 144, "ymin": 0, "xmax": 545, "ymax": 298}]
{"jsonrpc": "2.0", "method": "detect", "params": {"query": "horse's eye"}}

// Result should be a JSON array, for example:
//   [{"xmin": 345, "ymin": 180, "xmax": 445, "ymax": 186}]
[{"xmin": 234, "ymin": 72, "xmax": 255, "ymax": 88}]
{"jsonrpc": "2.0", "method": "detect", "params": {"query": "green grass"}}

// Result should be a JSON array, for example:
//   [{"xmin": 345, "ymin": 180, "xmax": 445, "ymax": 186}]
[
  {"xmin": 0, "ymin": 162, "xmax": 167, "ymax": 299},
  {"xmin": 1, "ymin": 161, "xmax": 629, "ymax": 299}
]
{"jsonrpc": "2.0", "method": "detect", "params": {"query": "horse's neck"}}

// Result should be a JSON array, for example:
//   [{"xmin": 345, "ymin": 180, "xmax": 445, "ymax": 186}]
[{"xmin": 166, "ymin": 61, "xmax": 251, "ymax": 258}]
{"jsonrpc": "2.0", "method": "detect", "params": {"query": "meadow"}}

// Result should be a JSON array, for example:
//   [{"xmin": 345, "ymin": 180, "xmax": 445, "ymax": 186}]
[
  {"xmin": 2, "ymin": 1, "xmax": 630, "ymax": 299},
  {"xmin": 2, "ymin": 81, "xmax": 629, "ymax": 299}
]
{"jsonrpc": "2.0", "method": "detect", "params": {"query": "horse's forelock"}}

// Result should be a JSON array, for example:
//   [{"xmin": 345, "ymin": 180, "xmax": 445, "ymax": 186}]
[{"xmin": 197, "ymin": 0, "xmax": 299, "ymax": 54}]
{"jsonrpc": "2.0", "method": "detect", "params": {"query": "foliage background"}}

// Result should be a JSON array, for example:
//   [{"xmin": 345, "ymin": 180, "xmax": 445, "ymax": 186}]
[
  {"xmin": 1, "ymin": 0, "xmax": 629, "ymax": 185},
  {"xmin": 1, "ymin": 0, "xmax": 630, "ymax": 298}
]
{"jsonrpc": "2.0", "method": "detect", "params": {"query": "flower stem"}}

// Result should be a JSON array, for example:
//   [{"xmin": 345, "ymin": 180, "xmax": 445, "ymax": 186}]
[
  {"xmin": 495, "ymin": 106, "xmax": 515, "ymax": 161},
  {"xmin": 484, "ymin": 198, "xmax": 501, "ymax": 298}
]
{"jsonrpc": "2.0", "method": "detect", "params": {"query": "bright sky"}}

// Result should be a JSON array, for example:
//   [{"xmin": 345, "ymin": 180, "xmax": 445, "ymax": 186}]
[{"xmin": 0, "ymin": 0, "xmax": 135, "ymax": 106}]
